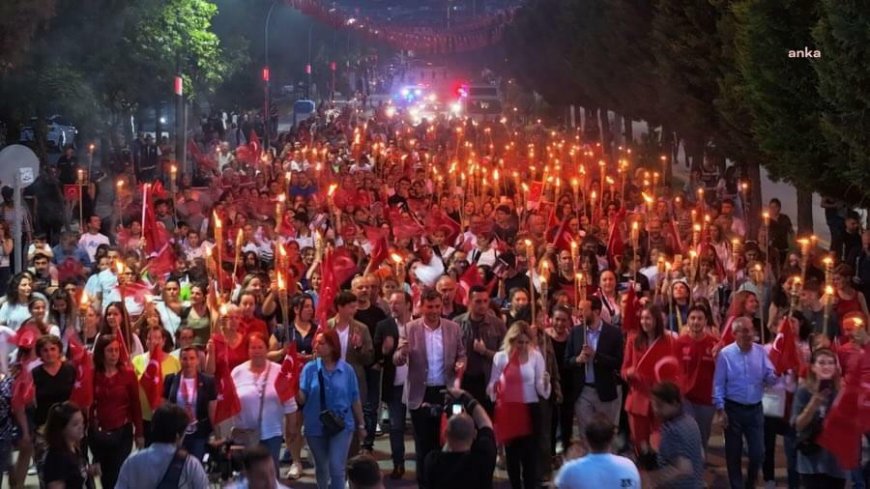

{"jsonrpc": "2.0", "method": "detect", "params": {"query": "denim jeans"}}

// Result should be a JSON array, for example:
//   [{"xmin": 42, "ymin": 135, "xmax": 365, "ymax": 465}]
[
  {"xmin": 260, "ymin": 436, "xmax": 283, "ymax": 473},
  {"xmin": 724, "ymin": 400, "xmax": 764, "ymax": 489},
  {"xmin": 362, "ymin": 367, "xmax": 382, "ymax": 450},
  {"xmin": 307, "ymin": 430, "xmax": 353, "ymax": 489},
  {"xmin": 683, "ymin": 401, "xmax": 716, "ymax": 456},
  {"xmin": 387, "ymin": 385, "xmax": 406, "ymax": 466},
  {"xmin": 763, "ymin": 416, "xmax": 798, "ymax": 489}
]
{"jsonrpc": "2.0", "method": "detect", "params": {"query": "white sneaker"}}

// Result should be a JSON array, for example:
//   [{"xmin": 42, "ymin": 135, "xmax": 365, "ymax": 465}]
[{"xmin": 286, "ymin": 463, "xmax": 303, "ymax": 480}]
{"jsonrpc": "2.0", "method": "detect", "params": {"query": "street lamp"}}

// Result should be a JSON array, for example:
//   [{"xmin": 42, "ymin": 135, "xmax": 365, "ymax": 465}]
[{"xmin": 263, "ymin": 0, "xmax": 279, "ymax": 150}]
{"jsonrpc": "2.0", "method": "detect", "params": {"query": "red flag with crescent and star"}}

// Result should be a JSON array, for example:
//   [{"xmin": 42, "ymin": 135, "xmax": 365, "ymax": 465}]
[{"xmin": 275, "ymin": 342, "xmax": 304, "ymax": 402}]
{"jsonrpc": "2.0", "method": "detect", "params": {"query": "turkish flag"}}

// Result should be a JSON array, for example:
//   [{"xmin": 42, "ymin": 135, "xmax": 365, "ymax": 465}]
[
  {"xmin": 142, "ymin": 186, "xmax": 170, "ymax": 255},
  {"xmin": 11, "ymin": 360, "xmax": 36, "ymax": 412},
  {"xmin": 456, "ymin": 264, "xmax": 484, "ymax": 306},
  {"xmin": 493, "ymin": 351, "xmax": 532, "ymax": 444},
  {"xmin": 315, "ymin": 250, "xmax": 338, "ymax": 327},
  {"xmin": 605, "ymin": 211, "xmax": 626, "ymax": 268},
  {"xmin": 211, "ymin": 333, "xmax": 242, "ymax": 424},
  {"xmin": 425, "ymin": 209, "xmax": 461, "ymax": 244},
  {"xmin": 365, "ymin": 226, "xmax": 389, "ymax": 271},
  {"xmin": 636, "ymin": 334, "xmax": 680, "ymax": 386},
  {"xmin": 333, "ymin": 247, "xmax": 358, "ymax": 287},
  {"xmin": 274, "ymin": 343, "xmax": 303, "ymax": 403},
  {"xmin": 768, "ymin": 317, "xmax": 802, "ymax": 375},
  {"xmin": 68, "ymin": 333, "xmax": 94, "ymax": 408},
  {"xmin": 138, "ymin": 348, "xmax": 164, "ymax": 411},
  {"xmin": 621, "ymin": 285, "xmax": 640, "ymax": 334}
]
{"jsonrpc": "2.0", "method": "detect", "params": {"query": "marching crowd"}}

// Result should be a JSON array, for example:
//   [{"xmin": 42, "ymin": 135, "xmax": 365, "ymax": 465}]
[{"xmin": 0, "ymin": 101, "xmax": 867, "ymax": 489}]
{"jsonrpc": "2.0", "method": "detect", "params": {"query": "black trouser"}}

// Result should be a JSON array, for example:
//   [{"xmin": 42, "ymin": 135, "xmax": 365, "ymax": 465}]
[
  {"xmin": 552, "ymin": 390, "xmax": 574, "ymax": 451},
  {"xmin": 505, "ymin": 402, "xmax": 541, "ymax": 489},
  {"xmin": 537, "ymin": 398, "xmax": 555, "ymax": 481},
  {"xmin": 801, "ymin": 473, "xmax": 846, "ymax": 489},
  {"xmin": 89, "ymin": 423, "xmax": 133, "ymax": 489},
  {"xmin": 143, "ymin": 420, "xmax": 153, "ymax": 447},
  {"xmin": 410, "ymin": 386, "xmax": 445, "ymax": 488}
]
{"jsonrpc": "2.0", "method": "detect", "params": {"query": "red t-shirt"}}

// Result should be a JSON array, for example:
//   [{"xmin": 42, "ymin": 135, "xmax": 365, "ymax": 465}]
[
  {"xmin": 675, "ymin": 333, "xmax": 718, "ymax": 405},
  {"xmin": 92, "ymin": 368, "xmax": 144, "ymax": 436}
]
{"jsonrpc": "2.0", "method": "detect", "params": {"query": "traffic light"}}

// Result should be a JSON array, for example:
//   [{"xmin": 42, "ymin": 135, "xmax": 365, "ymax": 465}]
[
  {"xmin": 262, "ymin": 67, "xmax": 270, "ymax": 82},
  {"xmin": 330, "ymin": 61, "xmax": 337, "ymax": 71}
]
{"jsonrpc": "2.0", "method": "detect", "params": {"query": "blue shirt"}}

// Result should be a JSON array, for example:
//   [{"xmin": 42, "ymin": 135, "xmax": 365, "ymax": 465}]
[
  {"xmin": 299, "ymin": 358, "xmax": 360, "ymax": 437},
  {"xmin": 712, "ymin": 342, "xmax": 778, "ymax": 410}
]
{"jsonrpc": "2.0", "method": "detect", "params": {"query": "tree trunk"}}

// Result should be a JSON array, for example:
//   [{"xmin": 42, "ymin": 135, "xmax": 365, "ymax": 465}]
[
  {"xmin": 745, "ymin": 160, "xmax": 763, "ymax": 240},
  {"xmin": 599, "ymin": 108, "xmax": 612, "ymax": 156},
  {"xmin": 623, "ymin": 115, "xmax": 633, "ymax": 146},
  {"xmin": 584, "ymin": 106, "xmax": 599, "ymax": 143},
  {"xmin": 796, "ymin": 186, "xmax": 814, "ymax": 235}
]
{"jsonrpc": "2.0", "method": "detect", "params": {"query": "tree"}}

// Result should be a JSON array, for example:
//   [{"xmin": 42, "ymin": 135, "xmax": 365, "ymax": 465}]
[
  {"xmin": 733, "ymin": 0, "xmax": 832, "ymax": 233},
  {"xmin": 813, "ymin": 0, "xmax": 870, "ymax": 201},
  {"xmin": 0, "ymin": 0, "xmax": 56, "ymax": 72}
]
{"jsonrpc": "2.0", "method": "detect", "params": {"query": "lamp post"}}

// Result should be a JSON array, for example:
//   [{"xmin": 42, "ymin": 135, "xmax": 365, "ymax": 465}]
[{"xmin": 264, "ymin": 0, "xmax": 279, "ymax": 151}]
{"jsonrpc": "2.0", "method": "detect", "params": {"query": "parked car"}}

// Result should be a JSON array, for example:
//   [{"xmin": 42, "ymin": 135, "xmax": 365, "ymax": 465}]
[{"xmin": 20, "ymin": 115, "xmax": 78, "ymax": 149}]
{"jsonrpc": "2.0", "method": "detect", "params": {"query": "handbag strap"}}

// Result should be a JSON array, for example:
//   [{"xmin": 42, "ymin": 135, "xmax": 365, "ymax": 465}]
[
  {"xmin": 255, "ymin": 363, "xmax": 270, "ymax": 432},
  {"xmin": 318, "ymin": 366, "xmax": 328, "ymax": 411},
  {"xmin": 156, "ymin": 449, "xmax": 188, "ymax": 489}
]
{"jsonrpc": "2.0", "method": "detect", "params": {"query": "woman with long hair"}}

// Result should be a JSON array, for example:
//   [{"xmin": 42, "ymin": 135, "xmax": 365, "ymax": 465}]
[
  {"xmin": 42, "ymin": 402, "xmax": 97, "ymax": 489},
  {"xmin": 502, "ymin": 288, "xmax": 531, "ymax": 325},
  {"xmin": 132, "ymin": 308, "xmax": 165, "ymax": 352},
  {"xmin": 153, "ymin": 278, "xmax": 184, "ymax": 338},
  {"xmin": 791, "ymin": 348, "xmax": 848, "ymax": 488},
  {"xmin": 21, "ymin": 295, "xmax": 60, "ymax": 339},
  {"xmin": 297, "ymin": 329, "xmax": 364, "ymax": 489},
  {"xmin": 622, "ymin": 304, "xmax": 675, "ymax": 456},
  {"xmin": 90, "ymin": 334, "xmax": 143, "ymax": 489},
  {"xmin": 832, "ymin": 264, "xmax": 870, "ymax": 319},
  {"xmin": 0, "ymin": 273, "xmax": 35, "ymax": 331},
  {"xmin": 181, "ymin": 282, "xmax": 215, "ymax": 347},
  {"xmin": 596, "ymin": 270, "xmax": 621, "ymax": 325},
  {"xmin": 231, "ymin": 332, "xmax": 299, "ymax": 472},
  {"xmin": 724, "ymin": 290, "xmax": 761, "ymax": 343},
  {"xmin": 81, "ymin": 304, "xmax": 101, "ymax": 349},
  {"xmin": 487, "ymin": 321, "xmax": 551, "ymax": 489},
  {"xmin": 48, "ymin": 288, "xmax": 77, "ymax": 340},
  {"xmin": 665, "ymin": 279, "xmax": 692, "ymax": 334},
  {"xmin": 237, "ymin": 290, "xmax": 270, "ymax": 339},
  {"xmin": 97, "ymin": 302, "xmax": 143, "ymax": 357},
  {"xmin": 10, "ymin": 331, "xmax": 38, "ymax": 488}
]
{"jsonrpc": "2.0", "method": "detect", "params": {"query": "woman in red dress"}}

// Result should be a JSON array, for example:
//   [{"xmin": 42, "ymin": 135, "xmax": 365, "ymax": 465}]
[{"xmin": 621, "ymin": 303, "xmax": 677, "ymax": 457}]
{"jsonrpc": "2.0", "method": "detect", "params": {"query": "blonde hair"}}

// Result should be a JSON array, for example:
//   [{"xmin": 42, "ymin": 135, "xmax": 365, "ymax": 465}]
[{"xmin": 502, "ymin": 321, "xmax": 532, "ymax": 356}]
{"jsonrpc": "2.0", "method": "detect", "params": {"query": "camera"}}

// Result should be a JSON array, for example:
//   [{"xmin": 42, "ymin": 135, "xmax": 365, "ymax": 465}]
[{"xmin": 424, "ymin": 393, "xmax": 465, "ymax": 417}]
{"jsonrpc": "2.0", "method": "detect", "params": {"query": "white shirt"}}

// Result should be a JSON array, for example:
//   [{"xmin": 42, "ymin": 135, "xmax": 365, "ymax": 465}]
[
  {"xmin": 179, "ymin": 377, "xmax": 198, "ymax": 416},
  {"xmin": 337, "ymin": 326, "xmax": 350, "ymax": 360},
  {"xmin": 488, "ymin": 349, "xmax": 550, "ymax": 403},
  {"xmin": 78, "ymin": 232, "xmax": 110, "ymax": 262},
  {"xmin": 424, "ymin": 323, "xmax": 445, "ymax": 386},
  {"xmin": 555, "ymin": 453, "xmax": 641, "ymax": 489},
  {"xmin": 0, "ymin": 303, "xmax": 32, "ymax": 331},
  {"xmin": 231, "ymin": 362, "xmax": 298, "ymax": 440}
]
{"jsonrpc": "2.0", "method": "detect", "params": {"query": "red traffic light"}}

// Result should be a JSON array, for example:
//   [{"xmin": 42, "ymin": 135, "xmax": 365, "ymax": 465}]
[
  {"xmin": 174, "ymin": 76, "xmax": 183, "ymax": 96},
  {"xmin": 330, "ymin": 61, "xmax": 337, "ymax": 71},
  {"xmin": 262, "ymin": 67, "xmax": 270, "ymax": 82},
  {"xmin": 305, "ymin": 64, "xmax": 312, "ymax": 75}
]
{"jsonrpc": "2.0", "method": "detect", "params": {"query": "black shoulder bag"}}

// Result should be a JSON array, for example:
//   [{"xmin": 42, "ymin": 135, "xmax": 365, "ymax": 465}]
[
  {"xmin": 318, "ymin": 368, "xmax": 346, "ymax": 437},
  {"xmin": 156, "ymin": 449, "xmax": 189, "ymax": 489}
]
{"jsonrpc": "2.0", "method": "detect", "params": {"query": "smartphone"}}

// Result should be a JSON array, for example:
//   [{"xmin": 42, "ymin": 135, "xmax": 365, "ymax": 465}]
[
  {"xmin": 450, "ymin": 403, "xmax": 463, "ymax": 416},
  {"xmin": 819, "ymin": 379, "xmax": 833, "ymax": 392}
]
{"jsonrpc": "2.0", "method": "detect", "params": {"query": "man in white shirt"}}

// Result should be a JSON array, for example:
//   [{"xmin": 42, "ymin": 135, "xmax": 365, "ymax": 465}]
[
  {"xmin": 78, "ymin": 215, "xmax": 110, "ymax": 263},
  {"xmin": 555, "ymin": 414, "xmax": 640, "ymax": 489}
]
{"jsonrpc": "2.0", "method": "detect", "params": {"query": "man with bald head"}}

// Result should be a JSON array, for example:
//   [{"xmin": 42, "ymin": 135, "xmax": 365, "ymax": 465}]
[
  {"xmin": 713, "ymin": 317, "xmax": 779, "ymax": 489},
  {"xmin": 352, "ymin": 274, "xmax": 388, "ymax": 454},
  {"xmin": 422, "ymin": 388, "xmax": 496, "ymax": 489},
  {"xmin": 436, "ymin": 275, "xmax": 467, "ymax": 319}
]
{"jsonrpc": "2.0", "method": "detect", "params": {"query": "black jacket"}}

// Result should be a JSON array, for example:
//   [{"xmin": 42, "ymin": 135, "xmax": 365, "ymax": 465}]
[
  {"xmin": 163, "ymin": 373, "xmax": 217, "ymax": 438},
  {"xmin": 373, "ymin": 317, "xmax": 401, "ymax": 402},
  {"xmin": 564, "ymin": 322, "xmax": 624, "ymax": 403}
]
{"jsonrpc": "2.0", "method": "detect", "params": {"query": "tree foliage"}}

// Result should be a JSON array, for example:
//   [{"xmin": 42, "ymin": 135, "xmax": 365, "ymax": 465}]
[
  {"xmin": 0, "ymin": 0, "xmax": 56, "ymax": 72},
  {"xmin": 504, "ymin": 0, "xmax": 870, "ymax": 209}
]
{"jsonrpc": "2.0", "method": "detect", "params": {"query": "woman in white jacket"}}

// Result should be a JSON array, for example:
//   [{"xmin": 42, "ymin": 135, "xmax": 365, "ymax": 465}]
[{"xmin": 488, "ymin": 320, "xmax": 550, "ymax": 489}]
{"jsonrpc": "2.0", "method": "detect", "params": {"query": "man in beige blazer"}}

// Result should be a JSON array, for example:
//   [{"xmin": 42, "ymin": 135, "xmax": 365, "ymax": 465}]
[{"xmin": 394, "ymin": 288, "xmax": 466, "ymax": 488}]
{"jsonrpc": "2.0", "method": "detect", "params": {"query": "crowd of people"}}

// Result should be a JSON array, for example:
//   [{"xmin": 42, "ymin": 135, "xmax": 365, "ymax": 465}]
[{"xmin": 0, "ymin": 99, "xmax": 867, "ymax": 489}]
